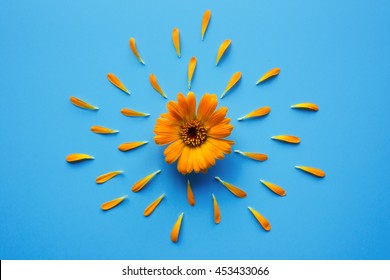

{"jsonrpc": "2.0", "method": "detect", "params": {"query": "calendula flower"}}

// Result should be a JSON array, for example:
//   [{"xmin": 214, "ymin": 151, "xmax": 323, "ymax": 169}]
[{"xmin": 154, "ymin": 92, "xmax": 234, "ymax": 174}]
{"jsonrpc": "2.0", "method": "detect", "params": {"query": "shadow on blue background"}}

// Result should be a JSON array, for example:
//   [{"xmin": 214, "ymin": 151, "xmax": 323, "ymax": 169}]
[{"xmin": 0, "ymin": 0, "xmax": 389, "ymax": 259}]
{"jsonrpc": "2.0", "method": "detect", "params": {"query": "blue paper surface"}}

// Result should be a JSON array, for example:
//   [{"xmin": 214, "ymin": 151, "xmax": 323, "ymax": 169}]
[{"xmin": 0, "ymin": 0, "xmax": 389, "ymax": 259}]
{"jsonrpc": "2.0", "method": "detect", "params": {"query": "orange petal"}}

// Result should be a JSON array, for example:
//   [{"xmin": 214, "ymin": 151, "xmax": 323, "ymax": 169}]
[
  {"xmin": 215, "ymin": 176, "xmax": 246, "ymax": 198},
  {"xmin": 96, "ymin": 170, "xmax": 123, "ymax": 184},
  {"xmin": 221, "ymin": 72, "xmax": 241, "ymax": 98},
  {"xmin": 144, "ymin": 194, "xmax": 165, "ymax": 217},
  {"xmin": 90, "ymin": 125, "xmax": 119, "ymax": 134},
  {"xmin": 260, "ymin": 180, "xmax": 286, "ymax": 196},
  {"xmin": 66, "ymin": 153, "xmax": 94, "ymax": 163},
  {"xmin": 295, "ymin": 166, "xmax": 326, "ymax": 178},
  {"xmin": 256, "ymin": 68, "xmax": 280, "ymax": 85},
  {"xmin": 163, "ymin": 139, "xmax": 184, "ymax": 164},
  {"xmin": 118, "ymin": 141, "xmax": 148, "ymax": 152},
  {"xmin": 234, "ymin": 150, "xmax": 268, "ymax": 161},
  {"xmin": 132, "ymin": 170, "xmax": 161, "ymax": 192},
  {"xmin": 187, "ymin": 180, "xmax": 195, "ymax": 206},
  {"xmin": 70, "ymin": 96, "xmax": 98, "ymax": 110},
  {"xmin": 107, "ymin": 73, "xmax": 130, "ymax": 94},
  {"xmin": 216, "ymin": 39, "xmax": 231, "ymax": 66},
  {"xmin": 248, "ymin": 207, "xmax": 271, "ymax": 231},
  {"xmin": 149, "ymin": 74, "xmax": 167, "ymax": 98},
  {"xmin": 271, "ymin": 135, "xmax": 300, "ymax": 144},
  {"xmin": 172, "ymin": 28, "xmax": 181, "ymax": 58},
  {"xmin": 129, "ymin": 37, "xmax": 145, "ymax": 65},
  {"xmin": 238, "ymin": 106, "xmax": 271, "ymax": 121},
  {"xmin": 201, "ymin": 10, "xmax": 211, "ymax": 40},
  {"xmin": 291, "ymin": 103, "xmax": 319, "ymax": 111},
  {"xmin": 101, "ymin": 195, "xmax": 127, "ymax": 211},
  {"xmin": 212, "ymin": 194, "xmax": 221, "ymax": 224},
  {"xmin": 187, "ymin": 57, "xmax": 197, "ymax": 89},
  {"xmin": 170, "ymin": 212, "xmax": 184, "ymax": 243},
  {"xmin": 121, "ymin": 108, "xmax": 150, "ymax": 117}
]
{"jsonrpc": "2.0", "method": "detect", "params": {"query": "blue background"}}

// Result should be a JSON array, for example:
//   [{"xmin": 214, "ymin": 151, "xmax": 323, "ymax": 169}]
[{"xmin": 1, "ymin": 0, "xmax": 389, "ymax": 260}]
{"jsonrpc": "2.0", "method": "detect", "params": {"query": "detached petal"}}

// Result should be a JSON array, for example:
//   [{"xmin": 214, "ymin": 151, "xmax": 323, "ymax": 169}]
[
  {"xmin": 238, "ymin": 106, "xmax": 270, "ymax": 121},
  {"xmin": 187, "ymin": 57, "xmax": 197, "ymax": 89},
  {"xmin": 260, "ymin": 180, "xmax": 286, "ymax": 196},
  {"xmin": 221, "ymin": 72, "xmax": 241, "ymax": 98},
  {"xmin": 295, "ymin": 166, "xmax": 326, "ymax": 178},
  {"xmin": 149, "ymin": 74, "xmax": 167, "ymax": 98},
  {"xmin": 132, "ymin": 170, "xmax": 161, "ymax": 192},
  {"xmin": 101, "ymin": 195, "xmax": 127, "ymax": 211},
  {"xmin": 96, "ymin": 170, "xmax": 123, "ymax": 184},
  {"xmin": 271, "ymin": 135, "xmax": 300, "ymax": 144},
  {"xmin": 170, "ymin": 212, "xmax": 184, "ymax": 243},
  {"xmin": 248, "ymin": 207, "xmax": 271, "ymax": 231},
  {"xmin": 212, "ymin": 194, "xmax": 221, "ymax": 224},
  {"xmin": 90, "ymin": 125, "xmax": 119, "ymax": 134},
  {"xmin": 121, "ymin": 108, "xmax": 150, "ymax": 117},
  {"xmin": 129, "ymin": 37, "xmax": 145, "ymax": 65},
  {"xmin": 70, "ymin": 96, "xmax": 99, "ymax": 110},
  {"xmin": 215, "ymin": 176, "xmax": 246, "ymax": 198},
  {"xmin": 201, "ymin": 10, "xmax": 211, "ymax": 40},
  {"xmin": 291, "ymin": 103, "xmax": 319, "ymax": 111},
  {"xmin": 66, "ymin": 154, "xmax": 94, "ymax": 163},
  {"xmin": 256, "ymin": 68, "xmax": 280, "ymax": 85},
  {"xmin": 118, "ymin": 141, "xmax": 148, "ymax": 152},
  {"xmin": 234, "ymin": 150, "xmax": 268, "ymax": 161},
  {"xmin": 187, "ymin": 180, "xmax": 195, "ymax": 206},
  {"xmin": 216, "ymin": 39, "xmax": 231, "ymax": 65},
  {"xmin": 107, "ymin": 73, "xmax": 130, "ymax": 94},
  {"xmin": 144, "ymin": 194, "xmax": 165, "ymax": 217},
  {"xmin": 172, "ymin": 28, "xmax": 181, "ymax": 58}
]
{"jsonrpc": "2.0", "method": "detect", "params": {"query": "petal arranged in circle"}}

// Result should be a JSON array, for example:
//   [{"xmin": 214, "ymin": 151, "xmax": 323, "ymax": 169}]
[
  {"xmin": 271, "ymin": 135, "xmax": 300, "ymax": 144},
  {"xmin": 170, "ymin": 212, "xmax": 184, "ymax": 243},
  {"xmin": 107, "ymin": 73, "xmax": 130, "ymax": 94},
  {"xmin": 291, "ymin": 103, "xmax": 319, "ymax": 111},
  {"xmin": 96, "ymin": 170, "xmax": 123, "ymax": 184},
  {"xmin": 163, "ymin": 140, "xmax": 185, "ymax": 164},
  {"xmin": 256, "ymin": 68, "xmax": 280, "ymax": 85},
  {"xmin": 221, "ymin": 72, "xmax": 241, "ymax": 98},
  {"xmin": 121, "ymin": 108, "xmax": 150, "ymax": 117},
  {"xmin": 197, "ymin": 93, "xmax": 218, "ymax": 123},
  {"xmin": 216, "ymin": 39, "xmax": 231, "ymax": 66},
  {"xmin": 132, "ymin": 170, "xmax": 161, "ymax": 192},
  {"xmin": 295, "ymin": 166, "xmax": 326, "ymax": 178},
  {"xmin": 234, "ymin": 150, "xmax": 268, "ymax": 161},
  {"xmin": 90, "ymin": 125, "xmax": 119, "ymax": 134},
  {"xmin": 149, "ymin": 74, "xmax": 167, "ymax": 98},
  {"xmin": 118, "ymin": 141, "xmax": 148, "ymax": 152},
  {"xmin": 260, "ymin": 180, "xmax": 286, "ymax": 196},
  {"xmin": 70, "ymin": 96, "xmax": 99, "ymax": 110},
  {"xmin": 248, "ymin": 207, "xmax": 271, "ymax": 231},
  {"xmin": 129, "ymin": 37, "xmax": 145, "ymax": 65},
  {"xmin": 187, "ymin": 57, "xmax": 197, "ymax": 89},
  {"xmin": 144, "ymin": 194, "xmax": 165, "ymax": 217},
  {"xmin": 215, "ymin": 176, "xmax": 246, "ymax": 198},
  {"xmin": 101, "ymin": 195, "xmax": 127, "ymax": 211},
  {"xmin": 238, "ymin": 106, "xmax": 270, "ymax": 121},
  {"xmin": 66, "ymin": 154, "xmax": 94, "ymax": 163},
  {"xmin": 201, "ymin": 10, "xmax": 211, "ymax": 40},
  {"xmin": 212, "ymin": 193, "xmax": 221, "ymax": 224},
  {"xmin": 187, "ymin": 180, "xmax": 195, "ymax": 206},
  {"xmin": 172, "ymin": 28, "xmax": 181, "ymax": 58}
]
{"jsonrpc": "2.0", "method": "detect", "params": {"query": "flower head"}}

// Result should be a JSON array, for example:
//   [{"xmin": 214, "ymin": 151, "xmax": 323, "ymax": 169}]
[{"xmin": 154, "ymin": 92, "xmax": 234, "ymax": 174}]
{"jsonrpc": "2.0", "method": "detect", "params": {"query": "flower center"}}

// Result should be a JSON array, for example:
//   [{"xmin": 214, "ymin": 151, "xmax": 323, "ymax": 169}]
[{"xmin": 179, "ymin": 119, "xmax": 207, "ymax": 147}]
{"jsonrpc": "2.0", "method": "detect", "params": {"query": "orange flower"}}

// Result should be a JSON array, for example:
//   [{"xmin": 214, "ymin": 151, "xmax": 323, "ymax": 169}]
[{"xmin": 154, "ymin": 92, "xmax": 234, "ymax": 174}]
